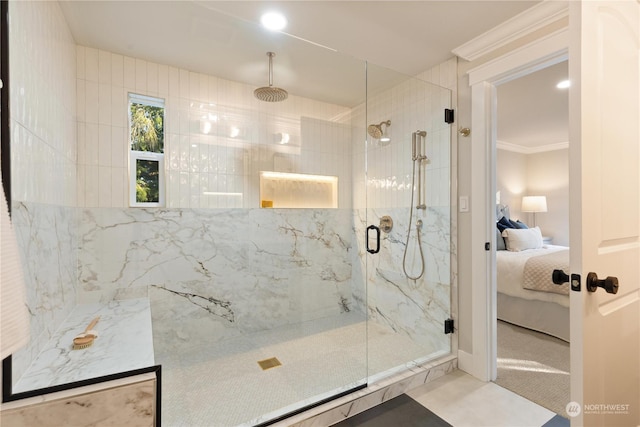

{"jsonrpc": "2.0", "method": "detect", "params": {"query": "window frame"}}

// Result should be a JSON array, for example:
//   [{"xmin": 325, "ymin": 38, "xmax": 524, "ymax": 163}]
[
  {"xmin": 128, "ymin": 93, "xmax": 165, "ymax": 207},
  {"xmin": 129, "ymin": 150, "xmax": 165, "ymax": 207}
]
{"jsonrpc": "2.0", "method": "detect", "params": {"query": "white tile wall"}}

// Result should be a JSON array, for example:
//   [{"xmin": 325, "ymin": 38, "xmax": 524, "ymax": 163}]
[
  {"xmin": 353, "ymin": 59, "xmax": 455, "ymax": 211},
  {"xmin": 9, "ymin": 0, "xmax": 77, "ymax": 206},
  {"xmin": 76, "ymin": 47, "xmax": 355, "ymax": 209}
]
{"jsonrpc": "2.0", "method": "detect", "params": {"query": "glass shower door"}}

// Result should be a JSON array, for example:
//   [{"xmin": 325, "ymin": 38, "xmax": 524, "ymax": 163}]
[{"xmin": 364, "ymin": 64, "xmax": 453, "ymax": 381}]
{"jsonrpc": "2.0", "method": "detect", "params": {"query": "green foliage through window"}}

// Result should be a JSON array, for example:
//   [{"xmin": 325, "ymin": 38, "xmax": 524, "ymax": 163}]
[
  {"xmin": 136, "ymin": 159, "xmax": 160, "ymax": 203},
  {"xmin": 130, "ymin": 103, "xmax": 164, "ymax": 153}
]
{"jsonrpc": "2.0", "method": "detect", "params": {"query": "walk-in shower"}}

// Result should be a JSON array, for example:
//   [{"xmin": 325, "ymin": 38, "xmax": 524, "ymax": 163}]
[{"xmin": 5, "ymin": 2, "xmax": 453, "ymax": 426}]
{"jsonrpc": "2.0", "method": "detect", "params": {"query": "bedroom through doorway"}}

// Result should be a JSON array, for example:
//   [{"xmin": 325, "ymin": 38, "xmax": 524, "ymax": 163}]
[{"xmin": 493, "ymin": 60, "xmax": 570, "ymax": 417}]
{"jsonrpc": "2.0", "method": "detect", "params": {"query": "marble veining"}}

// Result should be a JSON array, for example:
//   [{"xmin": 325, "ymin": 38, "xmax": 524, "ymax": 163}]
[
  {"xmin": 13, "ymin": 298, "xmax": 154, "ymax": 393},
  {"xmin": 1, "ymin": 375, "xmax": 156, "ymax": 427},
  {"xmin": 151, "ymin": 285, "xmax": 235, "ymax": 323},
  {"xmin": 352, "ymin": 206, "xmax": 451, "ymax": 359},
  {"xmin": 77, "ymin": 207, "xmax": 361, "ymax": 358},
  {"xmin": 10, "ymin": 202, "xmax": 78, "ymax": 388},
  {"xmin": 10, "ymin": 199, "xmax": 451, "ymax": 421}
]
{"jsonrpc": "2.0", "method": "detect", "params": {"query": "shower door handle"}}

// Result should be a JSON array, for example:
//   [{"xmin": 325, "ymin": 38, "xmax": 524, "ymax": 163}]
[{"xmin": 366, "ymin": 225, "xmax": 381, "ymax": 254}]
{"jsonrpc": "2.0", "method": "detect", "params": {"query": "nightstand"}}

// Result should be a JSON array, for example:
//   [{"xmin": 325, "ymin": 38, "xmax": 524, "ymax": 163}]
[{"xmin": 542, "ymin": 236, "xmax": 553, "ymax": 244}]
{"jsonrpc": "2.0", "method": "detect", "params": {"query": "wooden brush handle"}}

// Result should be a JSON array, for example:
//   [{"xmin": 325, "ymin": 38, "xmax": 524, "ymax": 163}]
[{"xmin": 84, "ymin": 316, "xmax": 100, "ymax": 333}]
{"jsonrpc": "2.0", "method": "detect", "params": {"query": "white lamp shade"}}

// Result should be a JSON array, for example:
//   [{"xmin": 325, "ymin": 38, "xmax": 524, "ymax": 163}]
[{"xmin": 521, "ymin": 196, "xmax": 548, "ymax": 213}]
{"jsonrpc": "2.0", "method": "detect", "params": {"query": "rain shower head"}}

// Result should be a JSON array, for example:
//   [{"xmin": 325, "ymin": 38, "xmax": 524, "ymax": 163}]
[
  {"xmin": 367, "ymin": 120, "xmax": 391, "ymax": 144},
  {"xmin": 254, "ymin": 52, "xmax": 288, "ymax": 102}
]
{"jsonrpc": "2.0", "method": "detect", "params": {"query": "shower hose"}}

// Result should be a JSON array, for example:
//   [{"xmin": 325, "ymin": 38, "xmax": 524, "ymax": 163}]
[{"xmin": 402, "ymin": 155, "xmax": 425, "ymax": 280}]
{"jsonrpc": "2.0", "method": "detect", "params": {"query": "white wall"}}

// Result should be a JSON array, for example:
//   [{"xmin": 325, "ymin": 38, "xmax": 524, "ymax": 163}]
[
  {"xmin": 496, "ymin": 149, "xmax": 527, "ymax": 220},
  {"xmin": 526, "ymin": 148, "xmax": 569, "ymax": 246},
  {"xmin": 496, "ymin": 148, "xmax": 569, "ymax": 245},
  {"xmin": 10, "ymin": 1, "xmax": 76, "ymax": 205}
]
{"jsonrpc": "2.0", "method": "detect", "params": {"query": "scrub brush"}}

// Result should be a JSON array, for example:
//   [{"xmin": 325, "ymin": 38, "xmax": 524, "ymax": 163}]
[{"xmin": 72, "ymin": 316, "xmax": 100, "ymax": 350}]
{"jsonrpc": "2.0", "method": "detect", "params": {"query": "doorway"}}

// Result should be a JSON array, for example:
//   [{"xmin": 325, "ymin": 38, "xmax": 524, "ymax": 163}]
[{"xmin": 493, "ymin": 60, "xmax": 570, "ymax": 415}]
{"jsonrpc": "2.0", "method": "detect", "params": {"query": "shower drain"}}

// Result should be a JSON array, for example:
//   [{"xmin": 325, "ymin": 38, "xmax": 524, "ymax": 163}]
[{"xmin": 257, "ymin": 357, "xmax": 282, "ymax": 371}]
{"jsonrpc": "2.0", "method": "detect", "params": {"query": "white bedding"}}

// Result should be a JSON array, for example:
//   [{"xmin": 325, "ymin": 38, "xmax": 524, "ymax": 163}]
[{"xmin": 497, "ymin": 245, "xmax": 570, "ymax": 308}]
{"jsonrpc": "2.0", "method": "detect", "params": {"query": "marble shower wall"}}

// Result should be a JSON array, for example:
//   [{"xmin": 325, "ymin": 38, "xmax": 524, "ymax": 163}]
[
  {"xmin": 9, "ymin": 203, "xmax": 78, "ymax": 386},
  {"xmin": 77, "ymin": 207, "xmax": 357, "ymax": 351},
  {"xmin": 356, "ymin": 206, "xmax": 451, "ymax": 355},
  {"xmin": 8, "ymin": 1, "xmax": 78, "ymax": 384}
]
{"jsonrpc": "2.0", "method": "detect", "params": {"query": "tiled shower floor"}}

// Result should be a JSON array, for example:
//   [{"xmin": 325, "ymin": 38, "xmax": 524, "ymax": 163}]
[{"xmin": 157, "ymin": 312, "xmax": 443, "ymax": 426}]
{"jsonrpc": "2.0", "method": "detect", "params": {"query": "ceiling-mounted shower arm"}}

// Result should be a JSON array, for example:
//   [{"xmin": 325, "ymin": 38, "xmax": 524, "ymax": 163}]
[
  {"xmin": 267, "ymin": 52, "xmax": 275, "ymax": 87},
  {"xmin": 254, "ymin": 51, "xmax": 288, "ymax": 102}
]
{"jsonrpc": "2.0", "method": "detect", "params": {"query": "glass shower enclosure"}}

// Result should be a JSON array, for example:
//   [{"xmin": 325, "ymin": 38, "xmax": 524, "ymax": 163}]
[
  {"xmin": 363, "ymin": 65, "xmax": 452, "ymax": 383},
  {"xmin": 5, "ymin": 2, "xmax": 452, "ymax": 425}
]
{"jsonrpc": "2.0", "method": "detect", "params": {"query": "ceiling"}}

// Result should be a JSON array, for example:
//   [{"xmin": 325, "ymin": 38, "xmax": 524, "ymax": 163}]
[
  {"xmin": 59, "ymin": 1, "xmax": 538, "ymax": 104},
  {"xmin": 497, "ymin": 61, "xmax": 569, "ymax": 149},
  {"xmin": 59, "ymin": 1, "xmax": 565, "ymax": 148}
]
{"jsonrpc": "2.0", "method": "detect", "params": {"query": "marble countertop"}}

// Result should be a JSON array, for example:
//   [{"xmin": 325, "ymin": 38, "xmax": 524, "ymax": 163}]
[{"xmin": 14, "ymin": 298, "xmax": 155, "ymax": 393}]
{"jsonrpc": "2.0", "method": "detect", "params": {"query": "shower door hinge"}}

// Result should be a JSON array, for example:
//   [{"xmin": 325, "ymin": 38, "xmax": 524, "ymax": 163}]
[
  {"xmin": 444, "ymin": 109, "xmax": 455, "ymax": 124},
  {"xmin": 444, "ymin": 318, "xmax": 454, "ymax": 334}
]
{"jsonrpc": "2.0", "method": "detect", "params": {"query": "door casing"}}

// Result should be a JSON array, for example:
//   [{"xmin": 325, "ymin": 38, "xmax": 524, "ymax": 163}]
[{"xmin": 460, "ymin": 28, "xmax": 569, "ymax": 381}]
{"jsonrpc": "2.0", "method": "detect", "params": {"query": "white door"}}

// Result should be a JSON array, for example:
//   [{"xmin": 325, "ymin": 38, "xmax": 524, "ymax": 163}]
[{"xmin": 569, "ymin": 1, "xmax": 640, "ymax": 426}]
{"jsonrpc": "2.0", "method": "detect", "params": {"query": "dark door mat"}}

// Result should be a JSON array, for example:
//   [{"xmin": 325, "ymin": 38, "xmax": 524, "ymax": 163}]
[
  {"xmin": 542, "ymin": 414, "xmax": 570, "ymax": 427},
  {"xmin": 332, "ymin": 394, "xmax": 452, "ymax": 427}
]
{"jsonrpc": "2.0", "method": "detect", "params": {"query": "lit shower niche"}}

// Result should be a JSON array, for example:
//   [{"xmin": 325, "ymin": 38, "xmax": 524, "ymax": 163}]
[{"xmin": 259, "ymin": 171, "xmax": 338, "ymax": 208}]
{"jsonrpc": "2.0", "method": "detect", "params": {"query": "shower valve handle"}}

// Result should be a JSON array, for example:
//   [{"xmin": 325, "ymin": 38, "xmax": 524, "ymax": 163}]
[{"xmin": 366, "ymin": 225, "xmax": 381, "ymax": 254}]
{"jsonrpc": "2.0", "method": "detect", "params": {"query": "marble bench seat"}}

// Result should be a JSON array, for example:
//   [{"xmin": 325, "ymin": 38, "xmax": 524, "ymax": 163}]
[{"xmin": 14, "ymin": 298, "xmax": 155, "ymax": 393}]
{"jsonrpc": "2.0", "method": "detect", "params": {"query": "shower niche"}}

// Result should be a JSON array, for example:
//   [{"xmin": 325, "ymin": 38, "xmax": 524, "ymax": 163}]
[{"xmin": 259, "ymin": 171, "xmax": 338, "ymax": 208}]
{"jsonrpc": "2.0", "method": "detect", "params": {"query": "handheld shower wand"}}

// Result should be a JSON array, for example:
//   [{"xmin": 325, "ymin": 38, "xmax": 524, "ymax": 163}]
[
  {"xmin": 414, "ymin": 131, "xmax": 427, "ymax": 209},
  {"xmin": 403, "ymin": 130, "xmax": 428, "ymax": 280}
]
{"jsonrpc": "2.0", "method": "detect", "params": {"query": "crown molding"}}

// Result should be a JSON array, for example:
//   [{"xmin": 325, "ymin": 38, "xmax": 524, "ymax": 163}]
[
  {"xmin": 452, "ymin": 1, "xmax": 569, "ymax": 62},
  {"xmin": 497, "ymin": 140, "xmax": 569, "ymax": 154}
]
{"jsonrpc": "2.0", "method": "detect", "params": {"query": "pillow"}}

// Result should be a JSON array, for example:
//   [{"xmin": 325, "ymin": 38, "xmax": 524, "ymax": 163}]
[
  {"xmin": 496, "ymin": 228, "xmax": 506, "ymax": 250},
  {"xmin": 509, "ymin": 219, "xmax": 527, "ymax": 229},
  {"xmin": 515, "ymin": 220, "xmax": 528, "ymax": 229},
  {"xmin": 502, "ymin": 226, "xmax": 543, "ymax": 251},
  {"xmin": 497, "ymin": 216, "xmax": 515, "ymax": 232}
]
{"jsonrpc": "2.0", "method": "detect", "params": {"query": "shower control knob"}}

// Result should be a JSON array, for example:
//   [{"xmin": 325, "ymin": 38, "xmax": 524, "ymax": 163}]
[{"xmin": 379, "ymin": 216, "xmax": 393, "ymax": 233}]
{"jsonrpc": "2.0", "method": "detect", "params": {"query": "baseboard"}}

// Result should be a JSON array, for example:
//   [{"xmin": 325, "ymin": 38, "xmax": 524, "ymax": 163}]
[
  {"xmin": 457, "ymin": 350, "xmax": 475, "ymax": 376},
  {"xmin": 457, "ymin": 349, "xmax": 490, "ymax": 382}
]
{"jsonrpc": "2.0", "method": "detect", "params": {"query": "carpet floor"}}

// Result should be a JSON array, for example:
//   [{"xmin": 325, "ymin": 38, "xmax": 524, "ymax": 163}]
[{"xmin": 495, "ymin": 320, "xmax": 570, "ymax": 417}]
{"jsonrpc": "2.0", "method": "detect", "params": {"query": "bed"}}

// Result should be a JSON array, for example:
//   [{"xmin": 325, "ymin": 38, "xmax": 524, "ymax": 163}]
[{"xmin": 496, "ymin": 205, "xmax": 570, "ymax": 342}]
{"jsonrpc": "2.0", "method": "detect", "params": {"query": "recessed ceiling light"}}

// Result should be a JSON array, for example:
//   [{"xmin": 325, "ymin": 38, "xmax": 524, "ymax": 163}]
[
  {"xmin": 556, "ymin": 79, "xmax": 570, "ymax": 89},
  {"xmin": 260, "ymin": 12, "xmax": 287, "ymax": 31}
]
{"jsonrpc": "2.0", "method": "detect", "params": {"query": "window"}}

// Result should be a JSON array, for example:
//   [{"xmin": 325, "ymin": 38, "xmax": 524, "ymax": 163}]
[{"xmin": 129, "ymin": 94, "xmax": 165, "ymax": 207}]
